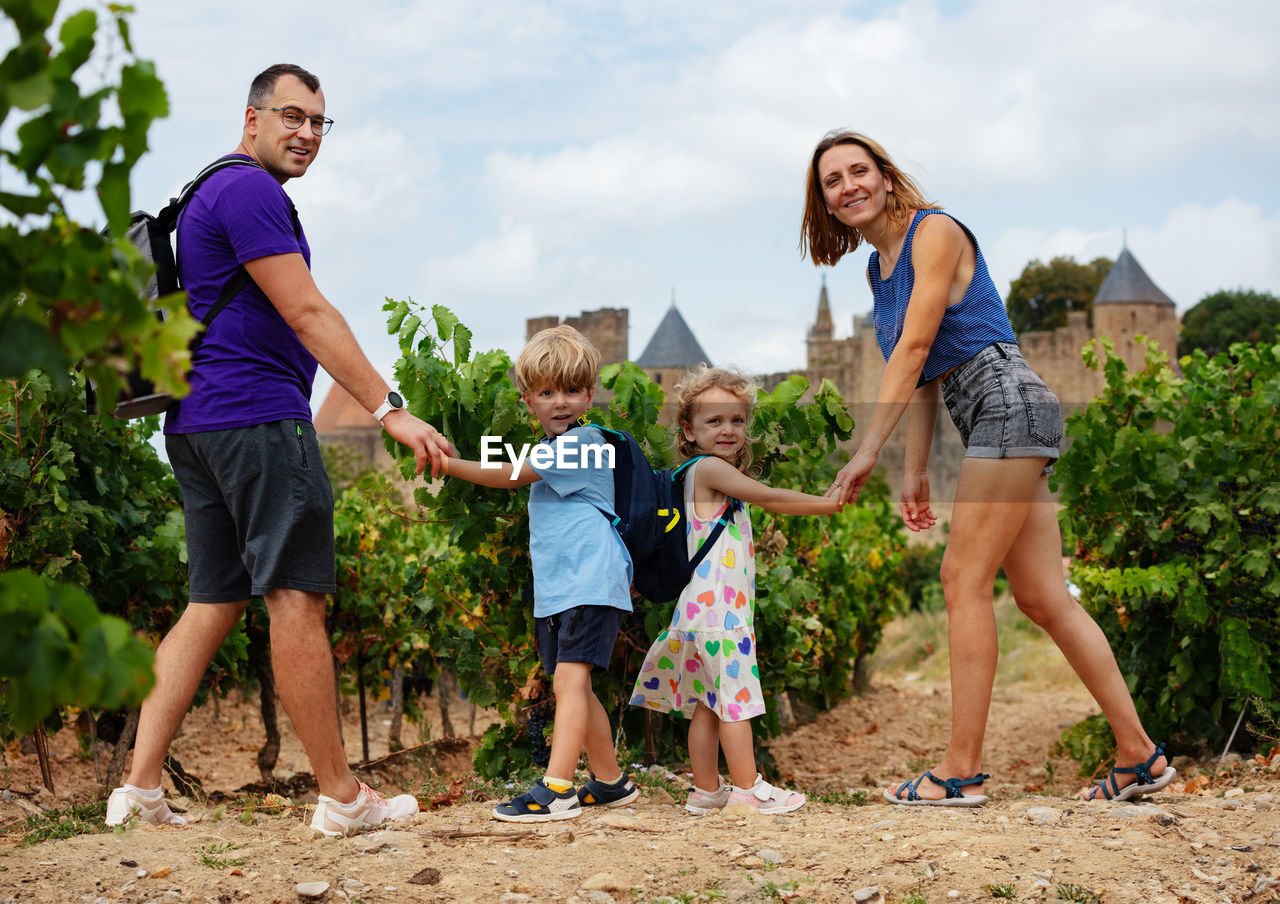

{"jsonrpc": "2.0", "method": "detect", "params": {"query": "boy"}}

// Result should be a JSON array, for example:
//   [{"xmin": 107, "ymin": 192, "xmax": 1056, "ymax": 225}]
[{"xmin": 443, "ymin": 325, "xmax": 639, "ymax": 822}]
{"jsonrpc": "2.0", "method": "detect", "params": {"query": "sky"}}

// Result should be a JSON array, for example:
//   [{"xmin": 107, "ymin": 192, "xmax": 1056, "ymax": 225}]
[{"xmin": 23, "ymin": 0, "xmax": 1280, "ymax": 410}]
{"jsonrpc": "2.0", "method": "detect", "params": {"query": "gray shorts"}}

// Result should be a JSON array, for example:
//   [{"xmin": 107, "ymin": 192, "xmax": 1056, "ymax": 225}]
[
  {"xmin": 166, "ymin": 420, "xmax": 336, "ymax": 602},
  {"xmin": 940, "ymin": 342, "xmax": 1061, "ymax": 471}
]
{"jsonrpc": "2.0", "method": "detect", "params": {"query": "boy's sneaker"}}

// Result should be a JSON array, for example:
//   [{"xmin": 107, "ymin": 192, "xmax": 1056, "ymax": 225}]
[
  {"xmin": 685, "ymin": 781, "xmax": 731, "ymax": 815},
  {"xmin": 310, "ymin": 782, "xmax": 419, "ymax": 836},
  {"xmin": 104, "ymin": 785, "xmax": 187, "ymax": 827},
  {"xmin": 577, "ymin": 773, "xmax": 639, "ymax": 808},
  {"xmin": 493, "ymin": 778, "xmax": 583, "ymax": 823},
  {"xmin": 725, "ymin": 774, "xmax": 805, "ymax": 815}
]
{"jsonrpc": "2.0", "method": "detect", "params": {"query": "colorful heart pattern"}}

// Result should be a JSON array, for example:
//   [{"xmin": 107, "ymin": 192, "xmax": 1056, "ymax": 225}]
[{"xmin": 628, "ymin": 473, "xmax": 761, "ymax": 723}]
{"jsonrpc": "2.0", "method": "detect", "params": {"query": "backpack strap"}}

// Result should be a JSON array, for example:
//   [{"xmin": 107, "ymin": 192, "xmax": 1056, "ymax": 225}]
[
  {"xmin": 681, "ymin": 456, "xmax": 739, "ymax": 573},
  {"xmin": 164, "ymin": 157, "xmax": 304, "ymax": 355}
]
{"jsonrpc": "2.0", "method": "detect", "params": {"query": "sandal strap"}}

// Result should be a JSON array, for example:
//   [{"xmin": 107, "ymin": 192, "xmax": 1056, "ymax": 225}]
[
  {"xmin": 934, "ymin": 772, "xmax": 990, "ymax": 799},
  {"xmin": 1107, "ymin": 742, "xmax": 1166, "ymax": 786},
  {"xmin": 508, "ymin": 780, "xmax": 558, "ymax": 811}
]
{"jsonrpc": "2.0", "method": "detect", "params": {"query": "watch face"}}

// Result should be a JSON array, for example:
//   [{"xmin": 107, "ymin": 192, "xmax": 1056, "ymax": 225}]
[{"xmin": 387, "ymin": 391, "xmax": 404, "ymax": 409}]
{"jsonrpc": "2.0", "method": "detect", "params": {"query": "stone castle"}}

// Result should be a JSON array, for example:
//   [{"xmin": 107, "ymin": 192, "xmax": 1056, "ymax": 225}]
[{"xmin": 316, "ymin": 246, "xmax": 1178, "ymax": 501}]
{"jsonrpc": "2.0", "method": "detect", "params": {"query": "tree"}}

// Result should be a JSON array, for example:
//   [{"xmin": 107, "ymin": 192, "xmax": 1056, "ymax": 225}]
[
  {"xmin": 1178, "ymin": 288, "xmax": 1280, "ymax": 358},
  {"xmin": 1, "ymin": 0, "xmax": 195, "ymax": 408},
  {"xmin": 1006, "ymin": 255, "xmax": 1112, "ymax": 335},
  {"xmin": 1055, "ymin": 338, "xmax": 1279, "ymax": 748},
  {"xmin": 1, "ymin": 0, "xmax": 187, "ymax": 741}
]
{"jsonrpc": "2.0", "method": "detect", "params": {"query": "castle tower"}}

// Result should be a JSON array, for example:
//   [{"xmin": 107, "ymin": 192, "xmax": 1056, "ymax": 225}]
[
  {"xmin": 636, "ymin": 302, "xmax": 712, "ymax": 422},
  {"xmin": 1091, "ymin": 247, "xmax": 1178, "ymax": 375},
  {"xmin": 807, "ymin": 275, "xmax": 836, "ymax": 368}
]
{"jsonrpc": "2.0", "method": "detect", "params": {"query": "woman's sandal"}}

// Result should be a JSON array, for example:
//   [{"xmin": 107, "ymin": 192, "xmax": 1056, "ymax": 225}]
[
  {"xmin": 1084, "ymin": 743, "xmax": 1176, "ymax": 802},
  {"xmin": 883, "ymin": 771, "xmax": 991, "ymax": 807}
]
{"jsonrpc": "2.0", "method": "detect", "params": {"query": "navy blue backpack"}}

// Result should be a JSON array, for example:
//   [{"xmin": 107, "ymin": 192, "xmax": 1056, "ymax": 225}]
[{"xmin": 583, "ymin": 421, "xmax": 738, "ymax": 604}]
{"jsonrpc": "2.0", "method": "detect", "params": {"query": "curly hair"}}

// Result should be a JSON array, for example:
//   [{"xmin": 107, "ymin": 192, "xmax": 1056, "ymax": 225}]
[{"xmin": 672, "ymin": 365, "xmax": 759, "ymax": 474}]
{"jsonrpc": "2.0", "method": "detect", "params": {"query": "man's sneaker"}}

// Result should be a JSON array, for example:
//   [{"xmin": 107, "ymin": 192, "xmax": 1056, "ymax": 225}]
[
  {"xmin": 577, "ymin": 773, "xmax": 639, "ymax": 808},
  {"xmin": 493, "ymin": 778, "xmax": 583, "ymax": 823},
  {"xmin": 310, "ymin": 782, "xmax": 419, "ymax": 836},
  {"xmin": 725, "ymin": 774, "xmax": 805, "ymax": 815},
  {"xmin": 685, "ymin": 781, "xmax": 731, "ymax": 816},
  {"xmin": 104, "ymin": 785, "xmax": 187, "ymax": 827}
]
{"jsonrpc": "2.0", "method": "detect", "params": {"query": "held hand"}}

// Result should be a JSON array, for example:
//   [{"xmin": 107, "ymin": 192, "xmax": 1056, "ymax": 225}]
[
  {"xmin": 381, "ymin": 409, "xmax": 456, "ymax": 477},
  {"xmin": 900, "ymin": 472, "xmax": 937, "ymax": 532},
  {"xmin": 826, "ymin": 448, "xmax": 877, "ymax": 505}
]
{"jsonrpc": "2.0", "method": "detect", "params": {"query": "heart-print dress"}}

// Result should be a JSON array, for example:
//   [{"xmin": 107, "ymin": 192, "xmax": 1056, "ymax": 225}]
[{"xmin": 629, "ymin": 459, "xmax": 764, "ymax": 722}]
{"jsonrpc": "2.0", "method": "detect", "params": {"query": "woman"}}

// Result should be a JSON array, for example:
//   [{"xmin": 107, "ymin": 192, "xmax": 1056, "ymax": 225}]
[{"xmin": 802, "ymin": 130, "xmax": 1173, "ymax": 805}]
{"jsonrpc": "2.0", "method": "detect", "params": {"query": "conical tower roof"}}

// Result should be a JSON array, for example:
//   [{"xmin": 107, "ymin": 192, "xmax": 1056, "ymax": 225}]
[
  {"xmin": 636, "ymin": 303, "xmax": 711, "ymax": 368},
  {"xmin": 1094, "ymin": 248, "xmax": 1175, "ymax": 307}
]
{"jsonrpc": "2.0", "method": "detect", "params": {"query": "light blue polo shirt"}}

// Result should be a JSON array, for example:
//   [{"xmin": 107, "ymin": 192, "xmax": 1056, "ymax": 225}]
[{"xmin": 527, "ymin": 425, "xmax": 634, "ymax": 618}]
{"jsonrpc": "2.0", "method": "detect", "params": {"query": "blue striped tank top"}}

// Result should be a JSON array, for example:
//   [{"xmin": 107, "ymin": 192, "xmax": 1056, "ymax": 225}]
[{"xmin": 869, "ymin": 209, "xmax": 1015, "ymax": 385}]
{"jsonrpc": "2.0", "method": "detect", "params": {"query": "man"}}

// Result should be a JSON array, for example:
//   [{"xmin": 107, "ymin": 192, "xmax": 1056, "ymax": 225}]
[{"xmin": 105, "ymin": 64, "xmax": 453, "ymax": 835}]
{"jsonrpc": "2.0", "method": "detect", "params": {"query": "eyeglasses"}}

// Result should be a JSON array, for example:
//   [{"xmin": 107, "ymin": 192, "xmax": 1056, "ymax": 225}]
[{"xmin": 254, "ymin": 105, "xmax": 334, "ymax": 136}]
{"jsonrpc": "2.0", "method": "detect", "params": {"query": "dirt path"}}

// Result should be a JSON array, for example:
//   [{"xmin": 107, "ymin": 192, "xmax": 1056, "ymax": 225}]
[{"xmin": 2, "ymin": 633, "xmax": 1279, "ymax": 903}]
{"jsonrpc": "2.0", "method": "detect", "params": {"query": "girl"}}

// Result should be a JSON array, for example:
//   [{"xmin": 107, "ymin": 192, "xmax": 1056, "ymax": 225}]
[
  {"xmin": 801, "ymin": 130, "xmax": 1173, "ymax": 805},
  {"xmin": 629, "ymin": 366, "xmax": 841, "ymax": 815}
]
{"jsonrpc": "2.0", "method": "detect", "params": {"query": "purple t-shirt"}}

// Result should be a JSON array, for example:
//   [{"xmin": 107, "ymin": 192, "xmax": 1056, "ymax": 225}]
[{"xmin": 163, "ymin": 155, "xmax": 317, "ymax": 434}]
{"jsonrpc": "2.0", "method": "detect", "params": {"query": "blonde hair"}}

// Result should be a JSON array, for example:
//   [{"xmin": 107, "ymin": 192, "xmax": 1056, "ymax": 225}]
[
  {"xmin": 514, "ymin": 324, "xmax": 601, "ymax": 393},
  {"xmin": 800, "ymin": 130, "xmax": 939, "ymax": 266},
  {"xmin": 673, "ymin": 365, "xmax": 759, "ymax": 473}
]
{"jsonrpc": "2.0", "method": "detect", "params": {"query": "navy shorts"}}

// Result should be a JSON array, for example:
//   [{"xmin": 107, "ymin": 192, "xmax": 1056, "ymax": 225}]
[
  {"xmin": 166, "ymin": 419, "xmax": 336, "ymax": 602},
  {"xmin": 940, "ymin": 342, "xmax": 1061, "ymax": 473},
  {"xmin": 536, "ymin": 605, "xmax": 623, "ymax": 674}
]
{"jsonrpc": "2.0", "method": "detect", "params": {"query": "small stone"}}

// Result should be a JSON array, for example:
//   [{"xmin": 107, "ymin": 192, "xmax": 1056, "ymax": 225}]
[
  {"xmin": 581, "ymin": 873, "xmax": 625, "ymax": 891},
  {"xmin": 880, "ymin": 833, "xmax": 894, "ymax": 842},
  {"xmin": 408, "ymin": 867, "xmax": 441, "ymax": 886},
  {"xmin": 119, "ymin": 860, "xmax": 137, "ymax": 868},
  {"xmin": 728, "ymin": 844, "xmax": 750, "ymax": 861},
  {"xmin": 1110, "ymin": 805, "xmax": 1153, "ymax": 819},
  {"xmin": 648, "ymin": 787, "xmax": 675, "ymax": 806},
  {"xmin": 1252, "ymin": 792, "xmax": 1274, "ymax": 810},
  {"xmin": 136, "ymin": 870, "xmax": 148, "ymax": 879},
  {"xmin": 289, "ymin": 823, "xmax": 321, "ymax": 842},
  {"xmin": 869, "ymin": 820, "xmax": 898, "ymax": 830},
  {"xmin": 149, "ymin": 867, "xmax": 172, "ymax": 879},
  {"xmin": 1152, "ymin": 812, "xmax": 1178, "ymax": 827},
  {"xmin": 757, "ymin": 849, "xmax": 786, "ymax": 866},
  {"xmin": 1224, "ymin": 788, "xmax": 1245, "ymax": 798},
  {"xmin": 1219, "ymin": 799, "xmax": 1243, "ymax": 810},
  {"xmin": 740, "ymin": 856, "xmax": 764, "ymax": 869},
  {"xmin": 501, "ymin": 895, "xmax": 533, "ymax": 904},
  {"xmin": 574, "ymin": 891, "xmax": 615, "ymax": 904},
  {"xmin": 295, "ymin": 881, "xmax": 329, "ymax": 898},
  {"xmin": 1025, "ymin": 806, "xmax": 1062, "ymax": 825},
  {"xmin": 853, "ymin": 886, "xmax": 881, "ymax": 903},
  {"xmin": 948, "ymin": 891, "xmax": 960, "ymax": 899}
]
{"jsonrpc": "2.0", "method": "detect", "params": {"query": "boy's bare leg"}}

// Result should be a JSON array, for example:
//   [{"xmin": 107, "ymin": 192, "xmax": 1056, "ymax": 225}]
[
  {"xmin": 548, "ymin": 661, "xmax": 621, "ymax": 784},
  {"xmin": 126, "ymin": 601, "xmax": 248, "ymax": 789}
]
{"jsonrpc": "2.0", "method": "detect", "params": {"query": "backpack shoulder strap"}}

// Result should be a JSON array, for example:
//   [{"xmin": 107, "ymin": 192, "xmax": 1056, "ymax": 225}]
[
  {"xmin": 174, "ymin": 158, "xmax": 303, "ymax": 350},
  {"xmin": 675, "ymin": 456, "xmax": 740, "ymax": 571}
]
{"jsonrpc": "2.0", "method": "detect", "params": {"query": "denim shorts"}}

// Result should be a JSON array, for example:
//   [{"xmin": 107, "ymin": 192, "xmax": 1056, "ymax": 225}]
[
  {"xmin": 536, "ymin": 605, "xmax": 623, "ymax": 674},
  {"xmin": 166, "ymin": 419, "xmax": 336, "ymax": 602},
  {"xmin": 940, "ymin": 342, "xmax": 1061, "ymax": 471}
]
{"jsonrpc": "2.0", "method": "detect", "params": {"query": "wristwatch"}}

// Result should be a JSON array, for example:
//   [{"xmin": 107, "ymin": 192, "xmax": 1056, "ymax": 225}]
[{"xmin": 372, "ymin": 391, "xmax": 404, "ymax": 423}]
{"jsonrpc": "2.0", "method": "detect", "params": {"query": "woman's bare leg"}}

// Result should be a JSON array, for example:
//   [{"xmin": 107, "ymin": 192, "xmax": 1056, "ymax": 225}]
[
  {"xmin": 1000, "ymin": 477, "xmax": 1166, "ymax": 798},
  {"xmin": 888, "ymin": 457, "xmax": 1045, "ymax": 801}
]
